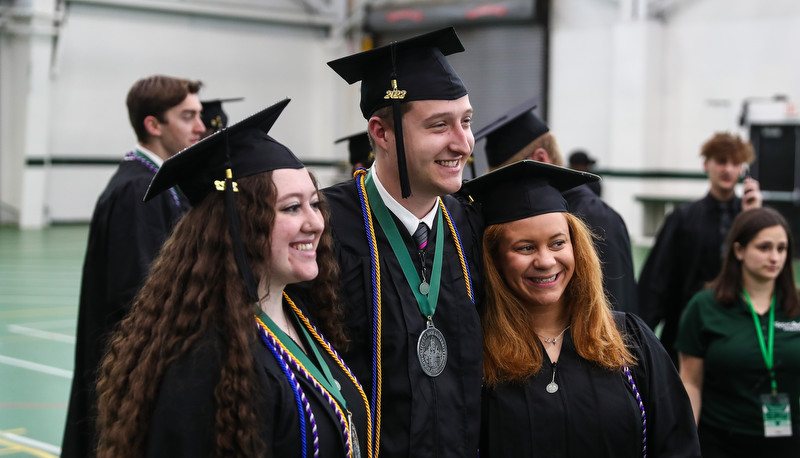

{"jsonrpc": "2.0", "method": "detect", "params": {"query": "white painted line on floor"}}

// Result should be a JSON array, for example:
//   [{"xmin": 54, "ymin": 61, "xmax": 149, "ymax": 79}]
[
  {"xmin": 0, "ymin": 355, "xmax": 72, "ymax": 379},
  {"xmin": 14, "ymin": 319, "xmax": 75, "ymax": 330},
  {"xmin": 7, "ymin": 324, "xmax": 75, "ymax": 344},
  {"xmin": 0, "ymin": 431, "xmax": 61, "ymax": 456}
]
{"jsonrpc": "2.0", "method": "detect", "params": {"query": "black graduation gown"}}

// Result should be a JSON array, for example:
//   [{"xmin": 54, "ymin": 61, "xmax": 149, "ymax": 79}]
[
  {"xmin": 145, "ymin": 304, "xmax": 370, "ymax": 457},
  {"xmin": 562, "ymin": 184, "xmax": 638, "ymax": 314},
  {"xmin": 480, "ymin": 313, "xmax": 701, "ymax": 458},
  {"xmin": 62, "ymin": 157, "xmax": 189, "ymax": 458},
  {"xmin": 637, "ymin": 193, "xmax": 742, "ymax": 364},
  {"xmin": 323, "ymin": 179, "xmax": 484, "ymax": 458}
]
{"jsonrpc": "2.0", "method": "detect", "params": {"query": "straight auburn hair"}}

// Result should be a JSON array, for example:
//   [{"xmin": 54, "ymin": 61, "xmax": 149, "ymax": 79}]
[{"xmin": 481, "ymin": 212, "xmax": 634, "ymax": 386}]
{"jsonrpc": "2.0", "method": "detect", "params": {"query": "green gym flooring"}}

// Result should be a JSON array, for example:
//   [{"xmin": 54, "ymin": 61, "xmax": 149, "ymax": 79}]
[
  {"xmin": 0, "ymin": 224, "xmax": 798, "ymax": 457},
  {"xmin": 0, "ymin": 225, "xmax": 85, "ymax": 457}
]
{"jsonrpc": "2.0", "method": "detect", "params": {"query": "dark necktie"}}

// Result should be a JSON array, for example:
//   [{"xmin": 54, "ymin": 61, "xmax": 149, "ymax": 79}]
[{"xmin": 413, "ymin": 222, "xmax": 428, "ymax": 251}]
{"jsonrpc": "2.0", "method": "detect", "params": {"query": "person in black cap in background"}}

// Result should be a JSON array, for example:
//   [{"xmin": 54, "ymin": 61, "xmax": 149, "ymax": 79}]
[
  {"xmin": 335, "ymin": 131, "xmax": 374, "ymax": 175},
  {"xmin": 200, "ymin": 97, "xmax": 243, "ymax": 138},
  {"xmin": 473, "ymin": 97, "xmax": 638, "ymax": 314},
  {"xmin": 94, "ymin": 99, "xmax": 371, "ymax": 458},
  {"xmin": 325, "ymin": 27, "xmax": 483, "ymax": 457},
  {"xmin": 568, "ymin": 149, "xmax": 602, "ymax": 196},
  {"xmin": 62, "ymin": 75, "xmax": 203, "ymax": 458},
  {"xmin": 463, "ymin": 160, "xmax": 700, "ymax": 458}
]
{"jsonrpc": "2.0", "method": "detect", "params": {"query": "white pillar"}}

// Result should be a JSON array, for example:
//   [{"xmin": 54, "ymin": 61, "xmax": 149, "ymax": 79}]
[{"xmin": 10, "ymin": 0, "xmax": 59, "ymax": 228}]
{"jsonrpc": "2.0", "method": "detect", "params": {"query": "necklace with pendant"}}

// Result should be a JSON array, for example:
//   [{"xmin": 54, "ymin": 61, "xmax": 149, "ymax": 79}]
[{"xmin": 540, "ymin": 325, "xmax": 570, "ymax": 345}]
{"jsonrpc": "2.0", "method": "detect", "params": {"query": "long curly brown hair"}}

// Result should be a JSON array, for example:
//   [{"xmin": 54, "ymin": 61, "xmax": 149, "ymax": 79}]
[
  {"xmin": 481, "ymin": 212, "xmax": 634, "ymax": 386},
  {"xmin": 95, "ymin": 170, "xmax": 344, "ymax": 457}
]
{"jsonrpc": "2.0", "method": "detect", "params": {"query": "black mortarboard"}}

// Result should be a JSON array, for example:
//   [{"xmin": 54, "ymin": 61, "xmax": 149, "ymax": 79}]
[
  {"xmin": 335, "ymin": 131, "xmax": 373, "ymax": 167},
  {"xmin": 146, "ymin": 98, "xmax": 303, "ymax": 304},
  {"xmin": 473, "ymin": 96, "xmax": 549, "ymax": 168},
  {"xmin": 569, "ymin": 150, "xmax": 596, "ymax": 166},
  {"xmin": 146, "ymin": 98, "xmax": 302, "ymax": 205},
  {"xmin": 461, "ymin": 160, "xmax": 599, "ymax": 226},
  {"xmin": 327, "ymin": 27, "xmax": 468, "ymax": 198},
  {"xmin": 200, "ymin": 97, "xmax": 244, "ymax": 133}
]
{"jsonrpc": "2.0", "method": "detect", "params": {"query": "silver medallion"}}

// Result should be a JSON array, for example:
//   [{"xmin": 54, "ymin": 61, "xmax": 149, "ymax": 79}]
[
  {"xmin": 546, "ymin": 382, "xmax": 559, "ymax": 394},
  {"xmin": 417, "ymin": 321, "xmax": 447, "ymax": 377},
  {"xmin": 349, "ymin": 414, "xmax": 361, "ymax": 458},
  {"xmin": 419, "ymin": 280, "xmax": 430, "ymax": 295}
]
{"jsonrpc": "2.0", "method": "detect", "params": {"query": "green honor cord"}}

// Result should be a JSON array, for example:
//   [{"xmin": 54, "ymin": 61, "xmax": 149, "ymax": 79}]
[
  {"xmin": 256, "ymin": 309, "xmax": 347, "ymax": 410},
  {"xmin": 743, "ymin": 290, "xmax": 778, "ymax": 396},
  {"xmin": 364, "ymin": 171, "xmax": 444, "ymax": 318}
]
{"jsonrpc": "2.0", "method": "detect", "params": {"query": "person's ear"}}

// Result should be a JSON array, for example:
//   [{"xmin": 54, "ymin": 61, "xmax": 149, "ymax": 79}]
[
  {"xmin": 733, "ymin": 242, "xmax": 745, "ymax": 261},
  {"xmin": 368, "ymin": 117, "xmax": 391, "ymax": 153},
  {"xmin": 144, "ymin": 115, "xmax": 162, "ymax": 137},
  {"xmin": 531, "ymin": 148, "xmax": 551, "ymax": 164}
]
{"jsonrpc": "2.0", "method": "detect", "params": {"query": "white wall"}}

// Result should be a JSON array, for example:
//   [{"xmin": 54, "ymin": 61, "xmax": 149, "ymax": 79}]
[
  {"xmin": 5, "ymin": 0, "xmax": 800, "ymax": 233},
  {"xmin": 549, "ymin": 0, "xmax": 800, "ymax": 242},
  {"xmin": 1, "ymin": 0, "xmax": 354, "ymax": 225}
]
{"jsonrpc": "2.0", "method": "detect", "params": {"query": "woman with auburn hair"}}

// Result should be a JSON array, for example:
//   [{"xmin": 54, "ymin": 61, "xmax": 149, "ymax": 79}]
[
  {"xmin": 95, "ymin": 99, "xmax": 370, "ymax": 458},
  {"xmin": 462, "ymin": 160, "xmax": 699, "ymax": 457},
  {"xmin": 677, "ymin": 207, "xmax": 800, "ymax": 457}
]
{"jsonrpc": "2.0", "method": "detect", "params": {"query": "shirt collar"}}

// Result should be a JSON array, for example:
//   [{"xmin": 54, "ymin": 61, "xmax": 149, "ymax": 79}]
[
  {"xmin": 371, "ymin": 163, "xmax": 439, "ymax": 236},
  {"xmin": 135, "ymin": 144, "xmax": 164, "ymax": 167}
]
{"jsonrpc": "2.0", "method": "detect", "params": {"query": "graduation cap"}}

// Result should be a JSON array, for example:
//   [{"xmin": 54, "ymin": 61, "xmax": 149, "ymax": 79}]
[
  {"xmin": 201, "ymin": 97, "xmax": 244, "ymax": 133},
  {"xmin": 569, "ymin": 150, "xmax": 596, "ymax": 167},
  {"xmin": 460, "ymin": 160, "xmax": 599, "ymax": 226},
  {"xmin": 146, "ymin": 98, "xmax": 302, "ymax": 205},
  {"xmin": 335, "ymin": 131, "xmax": 373, "ymax": 167},
  {"xmin": 327, "ymin": 27, "xmax": 468, "ymax": 198},
  {"xmin": 473, "ymin": 96, "xmax": 549, "ymax": 169},
  {"xmin": 146, "ymin": 98, "xmax": 302, "ymax": 303}
]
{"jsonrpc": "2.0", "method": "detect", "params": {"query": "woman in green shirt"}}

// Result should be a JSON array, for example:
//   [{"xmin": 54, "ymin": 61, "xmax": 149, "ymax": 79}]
[{"xmin": 677, "ymin": 207, "xmax": 800, "ymax": 457}]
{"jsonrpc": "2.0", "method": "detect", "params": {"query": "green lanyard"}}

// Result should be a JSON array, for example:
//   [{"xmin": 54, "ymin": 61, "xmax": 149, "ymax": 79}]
[
  {"xmin": 256, "ymin": 308, "xmax": 347, "ymax": 410},
  {"xmin": 364, "ymin": 171, "xmax": 444, "ymax": 318},
  {"xmin": 743, "ymin": 290, "xmax": 778, "ymax": 396}
]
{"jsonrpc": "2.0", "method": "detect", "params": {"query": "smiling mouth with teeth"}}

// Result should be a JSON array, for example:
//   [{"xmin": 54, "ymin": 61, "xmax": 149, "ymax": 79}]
[
  {"xmin": 436, "ymin": 160, "xmax": 459, "ymax": 167},
  {"xmin": 530, "ymin": 273, "xmax": 558, "ymax": 284},
  {"xmin": 292, "ymin": 242, "xmax": 314, "ymax": 251}
]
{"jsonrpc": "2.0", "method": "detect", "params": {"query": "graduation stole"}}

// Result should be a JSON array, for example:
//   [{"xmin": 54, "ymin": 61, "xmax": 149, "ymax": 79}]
[{"xmin": 254, "ymin": 292, "xmax": 372, "ymax": 458}]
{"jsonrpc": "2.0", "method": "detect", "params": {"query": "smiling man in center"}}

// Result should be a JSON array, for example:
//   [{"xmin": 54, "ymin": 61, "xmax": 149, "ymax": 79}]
[{"xmin": 323, "ymin": 27, "xmax": 485, "ymax": 457}]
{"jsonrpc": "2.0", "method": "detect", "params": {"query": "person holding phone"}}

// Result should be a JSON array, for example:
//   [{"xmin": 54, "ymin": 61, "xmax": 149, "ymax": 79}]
[{"xmin": 638, "ymin": 132, "xmax": 762, "ymax": 365}]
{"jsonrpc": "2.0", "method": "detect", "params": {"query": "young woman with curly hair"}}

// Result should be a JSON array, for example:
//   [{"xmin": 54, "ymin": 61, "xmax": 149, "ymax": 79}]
[
  {"xmin": 462, "ymin": 160, "xmax": 700, "ymax": 457},
  {"xmin": 94, "ymin": 99, "xmax": 370, "ymax": 458}
]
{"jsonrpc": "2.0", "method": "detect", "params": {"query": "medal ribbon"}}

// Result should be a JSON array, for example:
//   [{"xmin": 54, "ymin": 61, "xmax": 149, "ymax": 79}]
[
  {"xmin": 743, "ymin": 290, "xmax": 778, "ymax": 396},
  {"xmin": 364, "ymin": 171, "xmax": 444, "ymax": 318}
]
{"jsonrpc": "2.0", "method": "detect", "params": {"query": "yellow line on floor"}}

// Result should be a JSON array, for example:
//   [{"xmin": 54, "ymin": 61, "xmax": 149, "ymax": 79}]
[{"xmin": 0, "ymin": 430, "xmax": 59, "ymax": 457}]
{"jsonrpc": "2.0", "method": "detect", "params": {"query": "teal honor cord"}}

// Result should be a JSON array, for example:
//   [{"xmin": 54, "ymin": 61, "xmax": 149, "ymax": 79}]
[{"xmin": 365, "ymin": 172, "xmax": 448, "ymax": 377}]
